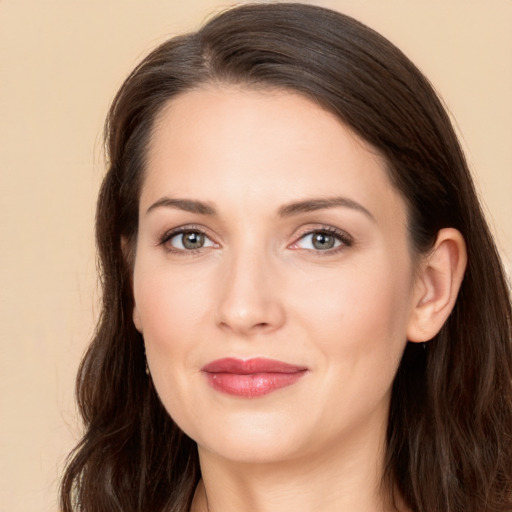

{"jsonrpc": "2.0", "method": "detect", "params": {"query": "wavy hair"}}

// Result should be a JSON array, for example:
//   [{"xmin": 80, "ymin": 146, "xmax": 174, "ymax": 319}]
[{"xmin": 60, "ymin": 3, "xmax": 512, "ymax": 511}]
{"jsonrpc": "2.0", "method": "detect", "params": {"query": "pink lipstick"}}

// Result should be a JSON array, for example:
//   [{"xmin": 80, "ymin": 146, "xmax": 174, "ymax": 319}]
[{"xmin": 201, "ymin": 358, "xmax": 308, "ymax": 397}]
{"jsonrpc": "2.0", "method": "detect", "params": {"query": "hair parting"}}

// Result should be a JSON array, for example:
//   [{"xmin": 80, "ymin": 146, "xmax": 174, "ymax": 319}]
[{"xmin": 61, "ymin": 4, "xmax": 512, "ymax": 511}]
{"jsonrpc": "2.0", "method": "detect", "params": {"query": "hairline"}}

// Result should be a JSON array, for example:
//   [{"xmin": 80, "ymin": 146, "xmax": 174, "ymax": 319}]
[{"xmin": 137, "ymin": 79, "xmax": 425, "ymax": 265}]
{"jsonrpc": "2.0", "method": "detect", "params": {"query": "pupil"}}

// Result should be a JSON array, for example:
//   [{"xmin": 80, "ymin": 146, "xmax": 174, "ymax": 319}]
[
  {"xmin": 313, "ymin": 233, "xmax": 335, "ymax": 250},
  {"xmin": 183, "ymin": 232, "xmax": 204, "ymax": 249}
]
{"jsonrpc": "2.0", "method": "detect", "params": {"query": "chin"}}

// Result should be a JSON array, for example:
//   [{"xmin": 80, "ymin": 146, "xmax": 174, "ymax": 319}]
[
  {"xmin": 185, "ymin": 408, "xmax": 314, "ymax": 464},
  {"xmin": 199, "ymin": 433, "xmax": 306, "ymax": 465}
]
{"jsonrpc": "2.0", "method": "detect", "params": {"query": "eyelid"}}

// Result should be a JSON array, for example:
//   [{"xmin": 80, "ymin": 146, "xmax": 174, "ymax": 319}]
[
  {"xmin": 289, "ymin": 225, "xmax": 354, "ymax": 252},
  {"xmin": 156, "ymin": 223, "xmax": 353, "ymax": 254},
  {"xmin": 158, "ymin": 224, "xmax": 219, "ymax": 253}
]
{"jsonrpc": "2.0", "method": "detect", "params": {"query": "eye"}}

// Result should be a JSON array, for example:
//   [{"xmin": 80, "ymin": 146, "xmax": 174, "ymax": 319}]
[
  {"xmin": 292, "ymin": 228, "xmax": 352, "ymax": 252},
  {"xmin": 162, "ymin": 229, "xmax": 216, "ymax": 252}
]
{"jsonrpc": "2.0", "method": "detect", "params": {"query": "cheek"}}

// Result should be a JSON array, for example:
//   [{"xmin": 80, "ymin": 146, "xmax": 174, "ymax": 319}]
[
  {"xmin": 133, "ymin": 264, "xmax": 212, "ymax": 424},
  {"xmin": 288, "ymin": 259, "xmax": 413, "ymax": 434},
  {"xmin": 291, "ymin": 255, "xmax": 413, "ymax": 365},
  {"xmin": 132, "ymin": 261, "xmax": 212, "ymax": 364}
]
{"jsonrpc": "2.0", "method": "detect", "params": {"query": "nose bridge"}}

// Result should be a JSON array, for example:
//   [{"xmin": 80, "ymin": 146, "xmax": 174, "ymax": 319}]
[{"xmin": 215, "ymin": 238, "xmax": 285, "ymax": 335}]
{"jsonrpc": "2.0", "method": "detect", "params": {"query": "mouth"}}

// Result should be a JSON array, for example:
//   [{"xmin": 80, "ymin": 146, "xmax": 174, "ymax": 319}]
[{"xmin": 201, "ymin": 357, "xmax": 308, "ymax": 398}]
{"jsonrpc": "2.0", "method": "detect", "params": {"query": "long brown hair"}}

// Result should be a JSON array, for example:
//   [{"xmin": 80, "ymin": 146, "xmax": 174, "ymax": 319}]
[{"xmin": 60, "ymin": 3, "xmax": 512, "ymax": 511}]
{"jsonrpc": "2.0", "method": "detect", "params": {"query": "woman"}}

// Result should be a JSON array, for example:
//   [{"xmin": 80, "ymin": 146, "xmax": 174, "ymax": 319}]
[{"xmin": 60, "ymin": 3, "xmax": 512, "ymax": 511}]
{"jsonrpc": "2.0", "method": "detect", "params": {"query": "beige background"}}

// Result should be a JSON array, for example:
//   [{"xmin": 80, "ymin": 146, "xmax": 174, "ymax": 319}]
[{"xmin": 1, "ymin": 1, "xmax": 511, "ymax": 511}]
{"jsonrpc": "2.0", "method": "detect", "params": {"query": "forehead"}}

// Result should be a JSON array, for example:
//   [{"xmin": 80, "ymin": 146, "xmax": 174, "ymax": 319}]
[{"xmin": 141, "ymin": 85, "xmax": 406, "ymax": 225}]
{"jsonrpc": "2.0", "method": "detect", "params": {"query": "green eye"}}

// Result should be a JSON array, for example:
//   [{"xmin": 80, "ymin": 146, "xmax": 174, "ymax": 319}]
[
  {"xmin": 167, "ymin": 230, "xmax": 215, "ymax": 251},
  {"xmin": 181, "ymin": 232, "xmax": 205, "ymax": 249},
  {"xmin": 311, "ymin": 232, "xmax": 336, "ymax": 250},
  {"xmin": 294, "ymin": 229, "xmax": 351, "ymax": 252}
]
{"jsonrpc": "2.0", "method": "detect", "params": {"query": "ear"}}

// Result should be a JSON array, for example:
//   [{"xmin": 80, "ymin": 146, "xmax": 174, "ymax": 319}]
[
  {"xmin": 121, "ymin": 235, "xmax": 143, "ymax": 333},
  {"xmin": 133, "ymin": 304, "xmax": 143, "ymax": 333},
  {"xmin": 407, "ymin": 228, "xmax": 467, "ymax": 343}
]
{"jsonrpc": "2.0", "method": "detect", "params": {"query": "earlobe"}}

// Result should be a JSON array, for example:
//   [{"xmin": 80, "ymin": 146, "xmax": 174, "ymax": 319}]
[
  {"xmin": 133, "ymin": 305, "xmax": 143, "ymax": 333},
  {"xmin": 407, "ymin": 228, "xmax": 467, "ymax": 343},
  {"xmin": 121, "ymin": 236, "xmax": 142, "ymax": 333}
]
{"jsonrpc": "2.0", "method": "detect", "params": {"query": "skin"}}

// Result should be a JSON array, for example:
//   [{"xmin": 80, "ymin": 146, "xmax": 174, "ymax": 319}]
[{"xmin": 131, "ymin": 86, "xmax": 466, "ymax": 512}]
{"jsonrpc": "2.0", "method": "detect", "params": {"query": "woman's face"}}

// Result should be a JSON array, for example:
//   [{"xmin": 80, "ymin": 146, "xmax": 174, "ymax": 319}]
[{"xmin": 132, "ymin": 86, "xmax": 421, "ymax": 464}]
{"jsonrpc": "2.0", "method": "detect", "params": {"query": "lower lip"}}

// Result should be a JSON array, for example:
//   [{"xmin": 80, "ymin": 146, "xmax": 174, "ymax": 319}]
[{"xmin": 203, "ymin": 371, "xmax": 307, "ymax": 397}]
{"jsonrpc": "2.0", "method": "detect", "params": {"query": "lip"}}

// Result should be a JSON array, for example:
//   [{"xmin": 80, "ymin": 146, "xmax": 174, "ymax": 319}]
[{"xmin": 201, "ymin": 357, "xmax": 308, "ymax": 398}]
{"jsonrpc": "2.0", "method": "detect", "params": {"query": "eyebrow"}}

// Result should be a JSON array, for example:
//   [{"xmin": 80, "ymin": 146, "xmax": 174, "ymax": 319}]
[
  {"xmin": 146, "ymin": 198, "xmax": 217, "ymax": 216},
  {"xmin": 278, "ymin": 197, "xmax": 375, "ymax": 222},
  {"xmin": 146, "ymin": 195, "xmax": 375, "ymax": 221}
]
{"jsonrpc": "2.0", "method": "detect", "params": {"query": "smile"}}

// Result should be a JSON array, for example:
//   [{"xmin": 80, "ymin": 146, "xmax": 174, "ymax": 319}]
[{"xmin": 201, "ymin": 357, "xmax": 309, "ymax": 398}]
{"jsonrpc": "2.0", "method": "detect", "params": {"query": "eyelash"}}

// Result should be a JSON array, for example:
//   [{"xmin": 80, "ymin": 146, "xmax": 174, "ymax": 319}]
[
  {"xmin": 291, "ymin": 226, "xmax": 353, "ymax": 255},
  {"xmin": 158, "ymin": 225, "xmax": 353, "ymax": 255},
  {"xmin": 159, "ymin": 225, "xmax": 215, "ymax": 255}
]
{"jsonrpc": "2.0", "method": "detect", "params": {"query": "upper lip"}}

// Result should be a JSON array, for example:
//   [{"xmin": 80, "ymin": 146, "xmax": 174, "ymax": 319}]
[{"xmin": 201, "ymin": 357, "xmax": 307, "ymax": 374}]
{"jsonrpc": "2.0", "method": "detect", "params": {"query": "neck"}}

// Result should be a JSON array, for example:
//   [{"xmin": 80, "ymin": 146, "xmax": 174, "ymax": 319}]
[{"xmin": 191, "ymin": 418, "xmax": 399, "ymax": 512}]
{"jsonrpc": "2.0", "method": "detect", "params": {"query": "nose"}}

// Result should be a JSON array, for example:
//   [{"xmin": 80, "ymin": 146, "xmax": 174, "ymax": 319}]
[{"xmin": 215, "ymin": 248, "xmax": 286, "ymax": 336}]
